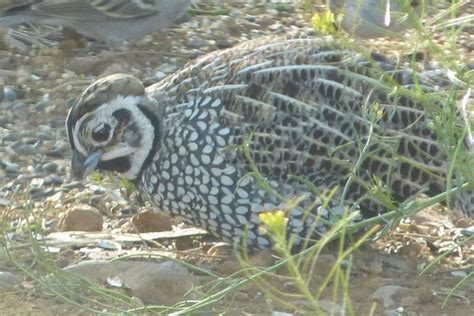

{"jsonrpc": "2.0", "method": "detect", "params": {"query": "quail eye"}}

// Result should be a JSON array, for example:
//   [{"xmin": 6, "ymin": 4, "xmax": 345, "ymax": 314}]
[{"xmin": 92, "ymin": 123, "xmax": 111, "ymax": 142}]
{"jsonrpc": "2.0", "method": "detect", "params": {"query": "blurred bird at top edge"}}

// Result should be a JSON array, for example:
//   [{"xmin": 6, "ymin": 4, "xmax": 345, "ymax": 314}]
[
  {"xmin": 0, "ymin": 0, "xmax": 192, "ymax": 44},
  {"xmin": 329, "ymin": 0, "xmax": 426, "ymax": 38}
]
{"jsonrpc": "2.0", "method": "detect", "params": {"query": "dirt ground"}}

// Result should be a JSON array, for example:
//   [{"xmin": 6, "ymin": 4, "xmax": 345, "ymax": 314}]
[
  {"xmin": 0, "ymin": 207, "xmax": 472, "ymax": 315},
  {"xmin": 0, "ymin": 1, "xmax": 473, "ymax": 315}
]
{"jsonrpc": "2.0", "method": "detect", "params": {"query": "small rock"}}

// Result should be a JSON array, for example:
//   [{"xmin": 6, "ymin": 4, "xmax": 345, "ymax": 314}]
[
  {"xmin": 36, "ymin": 131, "xmax": 54, "ymax": 141},
  {"xmin": 450, "ymin": 271, "xmax": 468, "ymax": 278},
  {"xmin": 217, "ymin": 260, "xmax": 241, "ymax": 276},
  {"xmin": 0, "ymin": 161, "xmax": 20, "ymax": 173},
  {"xmin": 370, "ymin": 285, "xmax": 412, "ymax": 309},
  {"xmin": 3, "ymin": 87, "xmax": 17, "ymax": 101},
  {"xmin": 42, "ymin": 162, "xmax": 58, "ymax": 173},
  {"xmin": 98, "ymin": 63, "xmax": 132, "ymax": 78},
  {"xmin": 234, "ymin": 291, "xmax": 250, "ymax": 301},
  {"xmin": 106, "ymin": 276, "xmax": 124, "ymax": 288},
  {"xmin": 250, "ymin": 250, "xmax": 276, "ymax": 267},
  {"xmin": 68, "ymin": 56, "xmax": 101, "ymax": 75},
  {"xmin": 186, "ymin": 49, "xmax": 205, "ymax": 59},
  {"xmin": 120, "ymin": 220, "xmax": 137, "ymax": 233},
  {"xmin": 272, "ymin": 312, "xmax": 293, "ymax": 316},
  {"xmin": 97, "ymin": 240, "xmax": 120, "ymax": 251},
  {"xmin": 44, "ymin": 175, "xmax": 63, "ymax": 185},
  {"xmin": 292, "ymin": 300, "xmax": 343, "ymax": 314},
  {"xmin": 60, "ymin": 204, "xmax": 103, "ymax": 232},
  {"xmin": 143, "ymin": 72, "xmax": 167, "ymax": 86},
  {"xmin": 14, "ymin": 144, "xmax": 36, "ymax": 156},
  {"xmin": 416, "ymin": 287, "xmax": 434, "ymax": 304},
  {"xmin": 283, "ymin": 281, "xmax": 297, "ymax": 292},
  {"xmin": 216, "ymin": 39, "xmax": 235, "ymax": 49},
  {"xmin": 173, "ymin": 237, "xmax": 194, "ymax": 250},
  {"xmin": 2, "ymin": 133, "xmax": 18, "ymax": 142},
  {"xmin": 186, "ymin": 38, "xmax": 209, "ymax": 49},
  {"xmin": 383, "ymin": 307, "xmax": 404, "ymax": 316},
  {"xmin": 33, "ymin": 99, "xmax": 52, "ymax": 112},
  {"xmin": 63, "ymin": 181, "xmax": 85, "ymax": 191},
  {"xmin": 0, "ymin": 272, "xmax": 20, "ymax": 292},
  {"xmin": 63, "ymin": 260, "xmax": 194, "ymax": 305},
  {"xmin": 31, "ymin": 187, "xmax": 56, "ymax": 200},
  {"xmin": 131, "ymin": 210, "xmax": 172, "ymax": 233},
  {"xmin": 30, "ymin": 178, "xmax": 45, "ymax": 189},
  {"xmin": 157, "ymin": 63, "xmax": 180, "ymax": 74}
]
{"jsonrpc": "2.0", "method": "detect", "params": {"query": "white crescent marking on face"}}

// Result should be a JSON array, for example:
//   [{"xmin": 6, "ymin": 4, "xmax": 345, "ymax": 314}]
[{"xmin": 73, "ymin": 112, "xmax": 93, "ymax": 156}]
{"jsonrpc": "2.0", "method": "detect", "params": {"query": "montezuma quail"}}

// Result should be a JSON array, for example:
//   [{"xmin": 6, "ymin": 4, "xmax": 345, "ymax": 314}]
[{"xmin": 66, "ymin": 35, "xmax": 473, "ymax": 249}]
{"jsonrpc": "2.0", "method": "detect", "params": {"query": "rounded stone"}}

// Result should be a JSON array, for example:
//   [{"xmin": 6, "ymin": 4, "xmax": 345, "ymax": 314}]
[
  {"xmin": 60, "ymin": 204, "xmax": 103, "ymax": 232},
  {"xmin": 0, "ymin": 272, "xmax": 20, "ymax": 292},
  {"xmin": 131, "ymin": 209, "xmax": 172, "ymax": 233},
  {"xmin": 42, "ymin": 162, "xmax": 59, "ymax": 173}
]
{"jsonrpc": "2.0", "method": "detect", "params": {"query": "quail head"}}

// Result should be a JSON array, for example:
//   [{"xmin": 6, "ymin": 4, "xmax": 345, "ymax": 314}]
[
  {"xmin": 66, "ymin": 35, "xmax": 473, "ymax": 249},
  {"xmin": 0, "ymin": 0, "xmax": 191, "ymax": 43},
  {"xmin": 329, "ymin": 0, "xmax": 424, "ymax": 38}
]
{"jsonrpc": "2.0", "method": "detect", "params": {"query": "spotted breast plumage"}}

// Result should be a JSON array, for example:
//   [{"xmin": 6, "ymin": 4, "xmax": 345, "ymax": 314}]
[{"xmin": 66, "ymin": 35, "xmax": 473, "ymax": 249}]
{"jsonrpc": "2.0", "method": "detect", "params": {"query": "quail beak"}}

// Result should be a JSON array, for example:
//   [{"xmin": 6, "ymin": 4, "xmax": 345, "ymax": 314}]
[{"xmin": 71, "ymin": 151, "xmax": 102, "ymax": 180}]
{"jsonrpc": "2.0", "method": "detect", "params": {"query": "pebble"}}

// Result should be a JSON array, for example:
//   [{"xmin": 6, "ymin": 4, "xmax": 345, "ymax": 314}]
[
  {"xmin": 292, "ymin": 299, "xmax": 343, "ymax": 314},
  {"xmin": 97, "ymin": 240, "xmax": 120, "ymax": 251},
  {"xmin": 3, "ymin": 87, "xmax": 17, "ymax": 101},
  {"xmin": 450, "ymin": 270, "xmax": 468, "ymax": 278},
  {"xmin": 216, "ymin": 260, "xmax": 241, "ymax": 275},
  {"xmin": 383, "ymin": 307, "xmax": 404, "ymax": 316},
  {"xmin": 33, "ymin": 99, "xmax": 52, "ymax": 112},
  {"xmin": 31, "ymin": 187, "xmax": 55, "ymax": 200},
  {"xmin": 42, "ymin": 162, "xmax": 59, "ymax": 173},
  {"xmin": 0, "ymin": 161, "xmax": 20, "ymax": 173},
  {"xmin": 44, "ymin": 175, "xmax": 63, "ymax": 185},
  {"xmin": 216, "ymin": 39, "xmax": 235, "ymax": 49},
  {"xmin": 2, "ymin": 133, "xmax": 18, "ymax": 142},
  {"xmin": 14, "ymin": 144, "xmax": 36, "ymax": 156},
  {"xmin": 130, "ymin": 210, "xmax": 172, "ymax": 233},
  {"xmin": 233, "ymin": 291, "xmax": 250, "ymax": 301},
  {"xmin": 0, "ymin": 271, "xmax": 20, "ymax": 292},
  {"xmin": 63, "ymin": 260, "xmax": 194, "ymax": 305},
  {"xmin": 173, "ymin": 237, "xmax": 194, "ymax": 250},
  {"xmin": 186, "ymin": 38, "xmax": 209, "ymax": 49},
  {"xmin": 60, "ymin": 204, "xmax": 103, "ymax": 232},
  {"xmin": 68, "ymin": 56, "xmax": 102, "ymax": 75},
  {"xmin": 98, "ymin": 63, "xmax": 132, "ymax": 78},
  {"xmin": 62, "ymin": 182, "xmax": 85, "ymax": 191},
  {"xmin": 31, "ymin": 178, "xmax": 45, "ymax": 189},
  {"xmin": 36, "ymin": 131, "xmax": 54, "ymax": 141},
  {"xmin": 370, "ymin": 285, "xmax": 413, "ymax": 309},
  {"xmin": 283, "ymin": 281, "xmax": 297, "ymax": 292},
  {"xmin": 186, "ymin": 49, "xmax": 206, "ymax": 59},
  {"xmin": 0, "ymin": 116, "xmax": 9, "ymax": 126},
  {"xmin": 151, "ymin": 71, "xmax": 167, "ymax": 81},
  {"xmin": 157, "ymin": 63, "xmax": 180, "ymax": 74}
]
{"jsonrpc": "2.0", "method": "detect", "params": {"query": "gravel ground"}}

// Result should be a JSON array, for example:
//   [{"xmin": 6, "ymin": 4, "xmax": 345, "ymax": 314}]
[{"xmin": 0, "ymin": 1, "xmax": 473, "ymax": 315}]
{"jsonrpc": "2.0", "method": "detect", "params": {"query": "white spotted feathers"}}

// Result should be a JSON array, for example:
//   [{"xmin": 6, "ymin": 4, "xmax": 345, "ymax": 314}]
[{"xmin": 67, "ymin": 35, "xmax": 473, "ymax": 249}]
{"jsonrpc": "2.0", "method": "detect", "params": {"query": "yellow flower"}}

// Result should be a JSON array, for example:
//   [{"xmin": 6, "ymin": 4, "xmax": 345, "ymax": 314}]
[
  {"xmin": 312, "ymin": 11, "xmax": 336, "ymax": 34},
  {"xmin": 370, "ymin": 101, "xmax": 385, "ymax": 122},
  {"xmin": 259, "ymin": 210, "xmax": 288, "ymax": 236}
]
